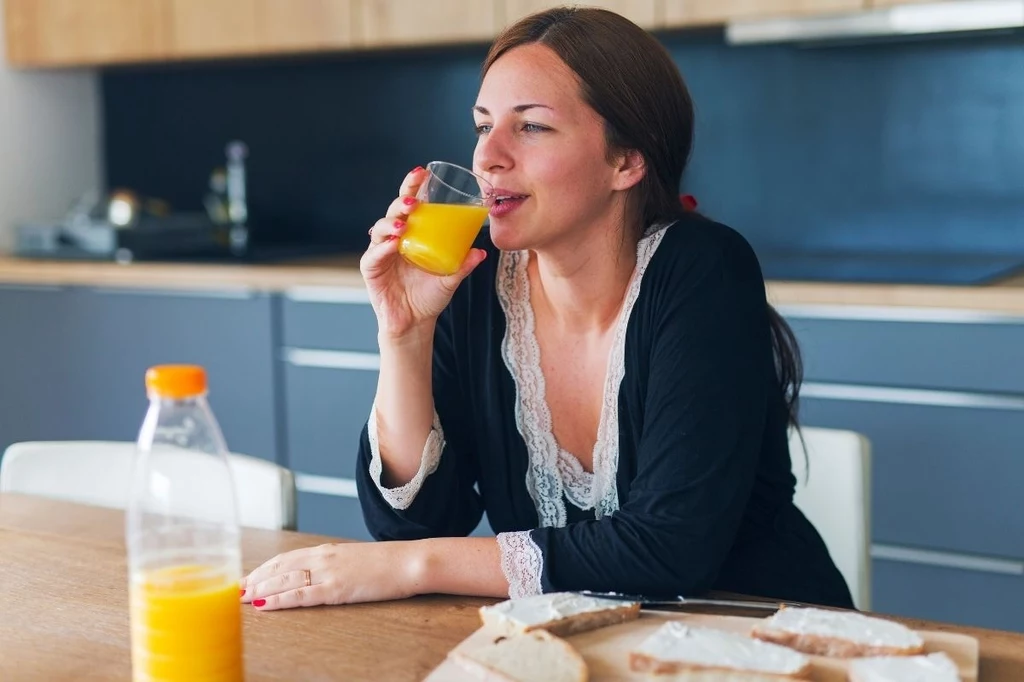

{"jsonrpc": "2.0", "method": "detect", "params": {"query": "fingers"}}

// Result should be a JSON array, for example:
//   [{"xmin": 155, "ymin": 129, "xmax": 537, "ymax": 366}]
[
  {"xmin": 241, "ymin": 548, "xmax": 316, "ymax": 595},
  {"xmin": 398, "ymin": 165, "xmax": 427, "ymax": 199},
  {"xmin": 251, "ymin": 585, "xmax": 329, "ymax": 611},
  {"xmin": 367, "ymin": 215, "xmax": 408, "ymax": 246},
  {"xmin": 441, "ymin": 248, "xmax": 488, "ymax": 290},
  {"xmin": 245, "ymin": 569, "xmax": 319, "ymax": 607},
  {"xmin": 384, "ymin": 194, "xmax": 419, "ymax": 221}
]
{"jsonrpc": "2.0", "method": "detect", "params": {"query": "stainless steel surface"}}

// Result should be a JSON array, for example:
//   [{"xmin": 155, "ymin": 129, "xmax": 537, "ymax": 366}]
[
  {"xmin": 293, "ymin": 473, "xmax": 359, "ymax": 499},
  {"xmin": 802, "ymin": 382, "xmax": 1024, "ymax": 411},
  {"xmin": 283, "ymin": 348, "xmax": 382, "ymax": 371},
  {"xmin": 776, "ymin": 304, "xmax": 1024, "ymax": 325},
  {"xmin": 575, "ymin": 591, "xmax": 791, "ymax": 611},
  {"xmin": 726, "ymin": 0, "xmax": 1024, "ymax": 45},
  {"xmin": 285, "ymin": 287, "xmax": 371, "ymax": 304},
  {"xmin": 872, "ymin": 544, "xmax": 1024, "ymax": 576}
]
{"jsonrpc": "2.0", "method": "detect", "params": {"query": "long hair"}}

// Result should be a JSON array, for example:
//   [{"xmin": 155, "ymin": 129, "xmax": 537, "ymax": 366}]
[{"xmin": 482, "ymin": 7, "xmax": 803, "ymax": 427}]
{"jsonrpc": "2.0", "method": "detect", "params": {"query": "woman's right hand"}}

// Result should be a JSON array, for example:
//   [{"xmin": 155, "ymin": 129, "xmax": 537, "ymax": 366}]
[{"xmin": 360, "ymin": 167, "xmax": 488, "ymax": 339}]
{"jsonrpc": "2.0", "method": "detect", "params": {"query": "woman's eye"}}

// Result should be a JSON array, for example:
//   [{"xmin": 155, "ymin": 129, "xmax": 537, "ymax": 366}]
[
  {"xmin": 522, "ymin": 123, "xmax": 548, "ymax": 133},
  {"xmin": 474, "ymin": 123, "xmax": 492, "ymax": 135}
]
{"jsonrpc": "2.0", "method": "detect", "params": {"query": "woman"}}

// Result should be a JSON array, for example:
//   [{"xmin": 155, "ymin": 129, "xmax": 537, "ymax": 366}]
[{"xmin": 240, "ymin": 7, "xmax": 853, "ymax": 611}]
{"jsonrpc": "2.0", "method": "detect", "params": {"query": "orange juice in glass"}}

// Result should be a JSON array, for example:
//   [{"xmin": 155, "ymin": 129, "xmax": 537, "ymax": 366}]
[
  {"xmin": 400, "ymin": 161, "xmax": 493, "ymax": 276},
  {"xmin": 130, "ymin": 562, "xmax": 243, "ymax": 682}
]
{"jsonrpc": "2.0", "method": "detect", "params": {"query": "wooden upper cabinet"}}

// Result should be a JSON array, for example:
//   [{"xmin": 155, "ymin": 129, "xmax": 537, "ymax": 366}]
[
  {"xmin": 665, "ymin": 0, "xmax": 864, "ymax": 25},
  {"xmin": 500, "ymin": 0, "xmax": 661, "ymax": 30},
  {"xmin": 354, "ymin": 0, "xmax": 498, "ymax": 47},
  {"xmin": 3, "ymin": 0, "xmax": 172, "ymax": 67},
  {"xmin": 870, "ymin": 0, "xmax": 942, "ymax": 5},
  {"xmin": 169, "ymin": 0, "xmax": 355, "ymax": 58},
  {"xmin": 168, "ymin": 0, "xmax": 258, "ymax": 58},
  {"xmin": 254, "ymin": 0, "xmax": 354, "ymax": 53}
]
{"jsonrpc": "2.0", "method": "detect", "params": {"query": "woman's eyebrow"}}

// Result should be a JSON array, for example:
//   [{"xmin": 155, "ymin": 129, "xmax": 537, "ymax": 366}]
[{"xmin": 472, "ymin": 103, "xmax": 554, "ymax": 116}]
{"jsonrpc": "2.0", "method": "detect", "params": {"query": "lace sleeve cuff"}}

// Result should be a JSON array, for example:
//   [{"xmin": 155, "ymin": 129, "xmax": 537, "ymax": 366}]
[
  {"xmin": 497, "ymin": 530, "xmax": 544, "ymax": 598},
  {"xmin": 367, "ymin": 403, "xmax": 444, "ymax": 510}
]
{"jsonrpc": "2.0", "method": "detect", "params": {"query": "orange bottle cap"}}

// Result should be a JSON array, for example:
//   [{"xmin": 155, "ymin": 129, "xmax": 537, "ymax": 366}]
[{"xmin": 145, "ymin": 365, "xmax": 208, "ymax": 399}]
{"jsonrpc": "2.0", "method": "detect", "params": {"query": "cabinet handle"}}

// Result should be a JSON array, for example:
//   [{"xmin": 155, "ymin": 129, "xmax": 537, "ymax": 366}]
[
  {"xmin": 285, "ymin": 287, "xmax": 370, "ymax": 304},
  {"xmin": 89, "ymin": 286, "xmax": 255, "ymax": 300},
  {"xmin": 284, "ymin": 348, "xmax": 380, "ymax": 371},
  {"xmin": 294, "ymin": 473, "xmax": 358, "ymax": 499},
  {"xmin": 872, "ymin": 543, "xmax": 1024, "ymax": 576},
  {"xmin": 777, "ymin": 304, "xmax": 1024, "ymax": 325},
  {"xmin": 802, "ymin": 382, "xmax": 1024, "ymax": 411},
  {"xmin": 0, "ymin": 284, "xmax": 64, "ymax": 293}
]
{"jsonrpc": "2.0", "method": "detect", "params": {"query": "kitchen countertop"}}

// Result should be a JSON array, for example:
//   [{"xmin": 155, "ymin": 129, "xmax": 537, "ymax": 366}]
[{"xmin": 1, "ymin": 254, "xmax": 1024, "ymax": 316}]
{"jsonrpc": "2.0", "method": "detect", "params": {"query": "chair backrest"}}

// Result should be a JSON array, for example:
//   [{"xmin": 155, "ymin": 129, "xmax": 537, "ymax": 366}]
[
  {"xmin": 0, "ymin": 441, "xmax": 296, "ymax": 531},
  {"xmin": 789, "ymin": 426, "xmax": 872, "ymax": 611}
]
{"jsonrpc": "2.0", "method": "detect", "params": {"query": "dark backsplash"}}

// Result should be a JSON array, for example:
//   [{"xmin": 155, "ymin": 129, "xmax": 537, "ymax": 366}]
[{"xmin": 102, "ymin": 31, "xmax": 1024, "ymax": 256}]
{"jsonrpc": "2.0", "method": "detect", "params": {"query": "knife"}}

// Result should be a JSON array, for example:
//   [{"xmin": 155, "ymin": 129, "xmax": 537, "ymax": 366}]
[{"xmin": 575, "ymin": 590, "xmax": 793, "ymax": 612}]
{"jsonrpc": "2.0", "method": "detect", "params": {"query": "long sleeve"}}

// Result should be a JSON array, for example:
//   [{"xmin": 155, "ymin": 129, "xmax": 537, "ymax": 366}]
[
  {"xmin": 520, "ymin": 227, "xmax": 775, "ymax": 597},
  {"xmin": 355, "ymin": 300, "xmax": 485, "ymax": 541}
]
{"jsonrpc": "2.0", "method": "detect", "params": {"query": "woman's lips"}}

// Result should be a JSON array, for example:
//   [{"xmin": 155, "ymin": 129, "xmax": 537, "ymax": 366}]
[{"xmin": 488, "ymin": 193, "xmax": 529, "ymax": 218}]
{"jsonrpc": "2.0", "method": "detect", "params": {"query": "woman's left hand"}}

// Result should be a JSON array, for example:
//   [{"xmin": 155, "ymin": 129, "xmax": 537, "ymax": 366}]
[{"xmin": 240, "ymin": 541, "xmax": 422, "ymax": 611}]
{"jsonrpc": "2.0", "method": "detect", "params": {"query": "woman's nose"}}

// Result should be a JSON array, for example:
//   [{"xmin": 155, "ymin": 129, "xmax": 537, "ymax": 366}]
[{"xmin": 474, "ymin": 127, "xmax": 513, "ymax": 174}]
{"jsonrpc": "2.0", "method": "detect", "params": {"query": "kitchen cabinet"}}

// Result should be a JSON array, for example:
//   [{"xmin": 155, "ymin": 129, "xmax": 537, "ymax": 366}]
[
  {"xmin": 169, "ymin": 0, "xmax": 355, "ymax": 59},
  {"xmin": 664, "ymin": 0, "xmax": 863, "ymax": 25},
  {"xmin": 354, "ymin": 0, "xmax": 497, "ymax": 48},
  {"xmin": 2, "ymin": 0, "xmax": 171, "ymax": 67},
  {"xmin": 500, "ymin": 0, "xmax": 661, "ymax": 30},
  {"xmin": 2, "ymin": 0, "xmax": 355, "ymax": 67},
  {"xmin": 785, "ymin": 306, "xmax": 1024, "ymax": 632},
  {"xmin": 871, "ymin": 0, "xmax": 944, "ymax": 5},
  {"xmin": 253, "ymin": 0, "xmax": 355, "ymax": 53},
  {"xmin": 873, "ymin": 556, "xmax": 1024, "ymax": 632},
  {"xmin": 167, "ymin": 0, "xmax": 259, "ymax": 58},
  {"xmin": 0, "ymin": 284, "xmax": 279, "ymax": 464}
]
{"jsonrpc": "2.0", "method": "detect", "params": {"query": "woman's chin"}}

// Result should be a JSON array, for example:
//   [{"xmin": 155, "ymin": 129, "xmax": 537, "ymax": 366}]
[{"xmin": 486, "ymin": 221, "xmax": 525, "ymax": 252}]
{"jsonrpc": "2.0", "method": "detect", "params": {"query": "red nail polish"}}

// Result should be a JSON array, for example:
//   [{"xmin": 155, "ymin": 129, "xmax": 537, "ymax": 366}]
[
  {"xmin": 386, "ymin": 235, "xmax": 398, "ymax": 242},
  {"xmin": 394, "ymin": 219, "xmax": 405, "ymax": 229},
  {"xmin": 239, "ymin": 588, "xmax": 246, "ymax": 596},
  {"xmin": 252, "ymin": 599, "xmax": 266, "ymax": 607},
  {"xmin": 412, "ymin": 166, "xmax": 423, "ymax": 173},
  {"xmin": 402, "ymin": 196, "xmax": 416, "ymax": 206}
]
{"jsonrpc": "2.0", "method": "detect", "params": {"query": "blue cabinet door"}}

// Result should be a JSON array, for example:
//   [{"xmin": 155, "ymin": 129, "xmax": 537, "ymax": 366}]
[
  {"xmin": 800, "ymin": 396, "xmax": 1024, "ymax": 561},
  {"xmin": 0, "ymin": 285, "xmax": 279, "ymax": 463},
  {"xmin": 873, "ymin": 556, "xmax": 1024, "ymax": 632},
  {"xmin": 0, "ymin": 285, "xmax": 84, "ymax": 454}
]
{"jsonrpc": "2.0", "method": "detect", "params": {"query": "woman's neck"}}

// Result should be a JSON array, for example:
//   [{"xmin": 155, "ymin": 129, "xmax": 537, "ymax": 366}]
[{"xmin": 528, "ymin": 222, "xmax": 640, "ymax": 335}]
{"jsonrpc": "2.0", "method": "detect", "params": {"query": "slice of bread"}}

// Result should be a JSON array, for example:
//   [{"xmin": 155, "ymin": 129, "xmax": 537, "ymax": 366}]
[
  {"xmin": 849, "ymin": 652, "xmax": 961, "ymax": 682},
  {"xmin": 629, "ymin": 621, "xmax": 812, "ymax": 680},
  {"xmin": 451, "ymin": 629, "xmax": 588, "ymax": 682},
  {"xmin": 479, "ymin": 592, "xmax": 640, "ymax": 637},
  {"xmin": 750, "ymin": 606, "xmax": 925, "ymax": 658}
]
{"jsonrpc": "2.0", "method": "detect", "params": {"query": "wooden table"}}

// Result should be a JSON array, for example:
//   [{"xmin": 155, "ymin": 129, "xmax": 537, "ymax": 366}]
[{"xmin": 2, "ymin": 493, "xmax": 1023, "ymax": 681}]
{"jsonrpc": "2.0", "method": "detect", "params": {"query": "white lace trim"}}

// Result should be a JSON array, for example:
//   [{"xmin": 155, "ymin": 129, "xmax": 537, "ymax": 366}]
[
  {"xmin": 497, "ymin": 224, "xmax": 670, "ymax": 526},
  {"xmin": 556, "ymin": 448, "xmax": 596, "ymax": 510},
  {"xmin": 367, "ymin": 403, "xmax": 444, "ymax": 510},
  {"xmin": 497, "ymin": 530, "xmax": 544, "ymax": 598}
]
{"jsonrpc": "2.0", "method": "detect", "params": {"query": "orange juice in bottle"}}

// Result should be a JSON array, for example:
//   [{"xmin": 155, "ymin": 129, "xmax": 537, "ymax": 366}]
[{"xmin": 127, "ymin": 365, "xmax": 244, "ymax": 682}]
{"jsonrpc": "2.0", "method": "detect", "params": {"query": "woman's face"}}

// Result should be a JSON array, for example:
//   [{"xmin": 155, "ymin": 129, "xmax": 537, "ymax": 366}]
[{"xmin": 473, "ymin": 43, "xmax": 641, "ymax": 253}]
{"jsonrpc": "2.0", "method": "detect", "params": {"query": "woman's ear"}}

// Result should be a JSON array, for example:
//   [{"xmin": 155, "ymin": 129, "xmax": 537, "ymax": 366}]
[{"xmin": 611, "ymin": 149, "xmax": 646, "ymax": 191}]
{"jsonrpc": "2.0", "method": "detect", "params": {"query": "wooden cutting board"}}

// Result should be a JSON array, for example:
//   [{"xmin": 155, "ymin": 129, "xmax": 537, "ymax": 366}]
[{"xmin": 426, "ymin": 611, "xmax": 979, "ymax": 681}]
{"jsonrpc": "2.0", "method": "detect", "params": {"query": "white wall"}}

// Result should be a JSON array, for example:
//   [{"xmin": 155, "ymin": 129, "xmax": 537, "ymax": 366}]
[{"xmin": 0, "ymin": 10, "xmax": 102, "ymax": 252}]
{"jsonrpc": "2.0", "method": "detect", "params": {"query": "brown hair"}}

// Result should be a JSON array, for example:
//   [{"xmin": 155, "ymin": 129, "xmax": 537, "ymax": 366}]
[{"xmin": 482, "ymin": 6, "xmax": 804, "ymax": 428}]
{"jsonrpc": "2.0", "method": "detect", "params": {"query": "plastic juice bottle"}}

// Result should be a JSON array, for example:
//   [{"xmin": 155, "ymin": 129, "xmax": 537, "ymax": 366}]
[
  {"xmin": 399, "ymin": 202, "xmax": 490, "ymax": 276},
  {"xmin": 126, "ymin": 365, "xmax": 244, "ymax": 682}
]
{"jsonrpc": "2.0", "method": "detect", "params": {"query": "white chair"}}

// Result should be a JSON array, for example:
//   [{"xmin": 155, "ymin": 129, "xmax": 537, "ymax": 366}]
[
  {"xmin": 0, "ymin": 440, "xmax": 296, "ymax": 531},
  {"xmin": 789, "ymin": 426, "xmax": 872, "ymax": 611}
]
